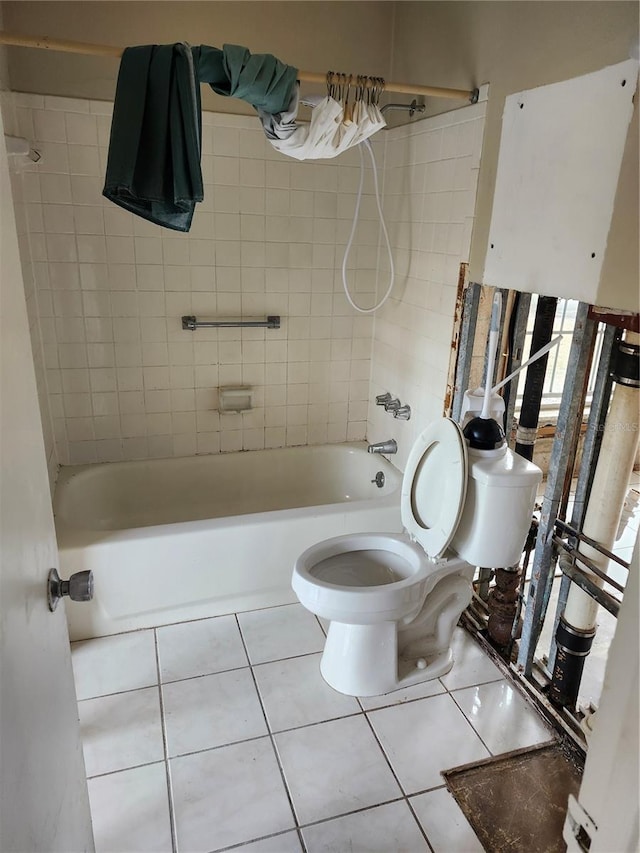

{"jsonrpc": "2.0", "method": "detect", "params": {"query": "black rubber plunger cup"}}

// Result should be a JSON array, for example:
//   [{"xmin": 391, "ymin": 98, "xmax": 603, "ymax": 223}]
[{"xmin": 462, "ymin": 416, "xmax": 505, "ymax": 450}]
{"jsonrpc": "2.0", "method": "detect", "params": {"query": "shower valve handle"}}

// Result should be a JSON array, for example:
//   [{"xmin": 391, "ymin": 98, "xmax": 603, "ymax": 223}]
[
  {"xmin": 376, "ymin": 393, "xmax": 393, "ymax": 406},
  {"xmin": 393, "ymin": 405, "xmax": 411, "ymax": 420}
]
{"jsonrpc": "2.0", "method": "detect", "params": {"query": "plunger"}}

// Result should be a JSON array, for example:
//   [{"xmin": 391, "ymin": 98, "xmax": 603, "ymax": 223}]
[{"xmin": 463, "ymin": 292, "xmax": 506, "ymax": 450}]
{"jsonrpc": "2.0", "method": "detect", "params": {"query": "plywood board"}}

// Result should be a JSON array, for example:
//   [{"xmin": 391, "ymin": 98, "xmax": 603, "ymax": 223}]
[{"xmin": 484, "ymin": 60, "xmax": 637, "ymax": 302}]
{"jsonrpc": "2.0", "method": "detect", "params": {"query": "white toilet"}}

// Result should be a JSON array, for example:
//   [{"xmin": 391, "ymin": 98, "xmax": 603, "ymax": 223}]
[{"xmin": 292, "ymin": 417, "xmax": 542, "ymax": 696}]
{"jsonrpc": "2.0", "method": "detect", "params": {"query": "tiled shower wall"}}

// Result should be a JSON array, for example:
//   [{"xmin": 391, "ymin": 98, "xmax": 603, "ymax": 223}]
[
  {"xmin": 4, "ymin": 90, "xmax": 485, "ymax": 485},
  {"xmin": 5, "ymin": 92, "xmax": 384, "ymax": 475},
  {"xmin": 370, "ymin": 100, "xmax": 486, "ymax": 471}
]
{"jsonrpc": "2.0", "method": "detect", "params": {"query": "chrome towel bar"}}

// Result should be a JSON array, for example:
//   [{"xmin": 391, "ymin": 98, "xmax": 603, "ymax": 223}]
[{"xmin": 182, "ymin": 315, "xmax": 281, "ymax": 330}]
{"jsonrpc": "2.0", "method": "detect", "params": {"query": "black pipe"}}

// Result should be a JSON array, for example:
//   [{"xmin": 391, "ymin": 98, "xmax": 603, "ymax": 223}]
[
  {"xmin": 548, "ymin": 614, "xmax": 596, "ymax": 709},
  {"xmin": 515, "ymin": 296, "xmax": 558, "ymax": 460}
]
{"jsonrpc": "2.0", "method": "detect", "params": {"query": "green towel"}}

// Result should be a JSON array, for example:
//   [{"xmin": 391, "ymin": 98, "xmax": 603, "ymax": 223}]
[
  {"xmin": 103, "ymin": 43, "xmax": 297, "ymax": 232},
  {"xmin": 103, "ymin": 43, "xmax": 203, "ymax": 232},
  {"xmin": 195, "ymin": 44, "xmax": 298, "ymax": 114}
]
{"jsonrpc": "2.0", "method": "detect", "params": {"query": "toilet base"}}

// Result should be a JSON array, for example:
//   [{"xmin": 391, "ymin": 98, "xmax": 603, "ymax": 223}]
[
  {"xmin": 319, "ymin": 620, "xmax": 456, "ymax": 697},
  {"xmin": 318, "ymin": 572, "xmax": 473, "ymax": 697}
]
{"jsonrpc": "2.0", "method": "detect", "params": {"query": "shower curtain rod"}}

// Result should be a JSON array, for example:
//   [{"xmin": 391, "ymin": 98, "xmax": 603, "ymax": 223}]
[{"xmin": 0, "ymin": 30, "xmax": 477, "ymax": 102}]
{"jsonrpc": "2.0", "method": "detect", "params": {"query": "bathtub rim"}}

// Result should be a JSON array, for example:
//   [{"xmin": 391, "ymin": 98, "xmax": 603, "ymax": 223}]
[{"xmin": 54, "ymin": 442, "xmax": 403, "ymax": 547}]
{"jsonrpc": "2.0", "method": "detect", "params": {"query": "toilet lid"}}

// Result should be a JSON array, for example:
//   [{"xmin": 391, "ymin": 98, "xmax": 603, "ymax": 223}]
[{"xmin": 401, "ymin": 418, "xmax": 468, "ymax": 559}]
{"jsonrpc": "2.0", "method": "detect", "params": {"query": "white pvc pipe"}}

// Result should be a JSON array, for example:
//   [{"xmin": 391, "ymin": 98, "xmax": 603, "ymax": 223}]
[{"xmin": 563, "ymin": 331, "xmax": 640, "ymax": 631}]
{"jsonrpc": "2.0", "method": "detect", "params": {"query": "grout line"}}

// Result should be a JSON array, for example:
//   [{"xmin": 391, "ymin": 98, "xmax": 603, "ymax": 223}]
[
  {"xmin": 264, "ymin": 710, "xmax": 364, "ymax": 738},
  {"xmin": 357, "ymin": 687, "xmax": 447, "ymax": 713},
  {"xmin": 405, "ymin": 796, "xmax": 436, "ymax": 853},
  {"xmin": 361, "ymin": 710, "xmax": 407, "ymax": 797},
  {"xmin": 87, "ymin": 757, "xmax": 168, "ymax": 781},
  {"xmin": 294, "ymin": 795, "xmax": 407, "ymax": 833},
  {"xmin": 77, "ymin": 680, "xmax": 161, "ymax": 702},
  {"xmin": 447, "ymin": 688, "xmax": 495, "ymax": 758},
  {"xmin": 158, "ymin": 732, "xmax": 272, "ymax": 764},
  {"xmin": 444, "ymin": 673, "xmax": 506, "ymax": 693},
  {"xmin": 154, "ymin": 628, "xmax": 178, "ymax": 853},
  {"xmin": 213, "ymin": 827, "xmax": 301, "ymax": 853},
  {"xmin": 234, "ymin": 613, "xmax": 306, "ymax": 852},
  {"xmin": 160, "ymin": 663, "xmax": 251, "ymax": 688}
]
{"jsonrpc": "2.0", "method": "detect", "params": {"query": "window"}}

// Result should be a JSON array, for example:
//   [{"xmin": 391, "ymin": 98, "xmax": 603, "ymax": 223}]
[{"xmin": 514, "ymin": 297, "xmax": 604, "ymax": 423}]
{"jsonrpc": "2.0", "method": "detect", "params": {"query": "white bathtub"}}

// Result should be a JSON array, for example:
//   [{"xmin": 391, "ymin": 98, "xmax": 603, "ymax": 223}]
[{"xmin": 54, "ymin": 443, "xmax": 403, "ymax": 640}]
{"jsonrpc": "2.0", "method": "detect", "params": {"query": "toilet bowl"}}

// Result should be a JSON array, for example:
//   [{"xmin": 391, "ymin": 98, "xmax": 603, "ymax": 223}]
[{"xmin": 292, "ymin": 417, "xmax": 542, "ymax": 697}]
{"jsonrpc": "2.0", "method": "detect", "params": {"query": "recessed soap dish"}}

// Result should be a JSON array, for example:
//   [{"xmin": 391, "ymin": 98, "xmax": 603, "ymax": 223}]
[{"xmin": 219, "ymin": 386, "xmax": 253, "ymax": 413}]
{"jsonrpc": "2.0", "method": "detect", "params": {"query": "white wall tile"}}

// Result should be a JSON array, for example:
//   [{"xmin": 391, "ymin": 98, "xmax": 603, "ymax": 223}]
[
  {"xmin": 367, "ymin": 106, "xmax": 485, "ymax": 470},
  {"xmin": 13, "ymin": 93, "xmax": 484, "ymax": 472}
]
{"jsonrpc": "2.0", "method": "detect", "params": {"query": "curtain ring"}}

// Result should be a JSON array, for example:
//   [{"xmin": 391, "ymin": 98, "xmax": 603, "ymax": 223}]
[
  {"xmin": 345, "ymin": 73, "xmax": 353, "ymax": 104},
  {"xmin": 328, "ymin": 71, "xmax": 335, "ymax": 99}
]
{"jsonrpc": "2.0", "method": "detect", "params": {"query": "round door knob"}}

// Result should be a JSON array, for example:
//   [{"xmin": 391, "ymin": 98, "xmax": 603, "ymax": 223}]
[{"xmin": 48, "ymin": 568, "xmax": 94, "ymax": 612}]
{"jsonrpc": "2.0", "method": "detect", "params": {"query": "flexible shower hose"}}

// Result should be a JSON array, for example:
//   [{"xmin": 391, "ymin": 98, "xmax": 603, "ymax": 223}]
[{"xmin": 341, "ymin": 139, "xmax": 395, "ymax": 314}]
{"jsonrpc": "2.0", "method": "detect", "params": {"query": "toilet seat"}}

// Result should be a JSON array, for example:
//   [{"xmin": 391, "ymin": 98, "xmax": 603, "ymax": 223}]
[{"xmin": 401, "ymin": 418, "xmax": 468, "ymax": 559}]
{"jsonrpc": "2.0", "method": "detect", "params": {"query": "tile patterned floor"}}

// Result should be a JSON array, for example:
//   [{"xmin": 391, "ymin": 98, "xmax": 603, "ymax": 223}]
[{"xmin": 72, "ymin": 604, "xmax": 555, "ymax": 853}]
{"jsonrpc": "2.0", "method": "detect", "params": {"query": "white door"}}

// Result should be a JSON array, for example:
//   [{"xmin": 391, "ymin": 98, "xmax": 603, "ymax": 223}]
[{"xmin": 0, "ymin": 112, "xmax": 94, "ymax": 850}]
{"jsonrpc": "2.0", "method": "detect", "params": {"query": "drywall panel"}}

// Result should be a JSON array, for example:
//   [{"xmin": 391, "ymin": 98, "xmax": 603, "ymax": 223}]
[{"xmin": 483, "ymin": 60, "xmax": 637, "ymax": 303}]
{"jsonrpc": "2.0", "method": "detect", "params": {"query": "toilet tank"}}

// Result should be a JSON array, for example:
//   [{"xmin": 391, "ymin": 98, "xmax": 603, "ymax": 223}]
[{"xmin": 451, "ymin": 447, "xmax": 542, "ymax": 567}]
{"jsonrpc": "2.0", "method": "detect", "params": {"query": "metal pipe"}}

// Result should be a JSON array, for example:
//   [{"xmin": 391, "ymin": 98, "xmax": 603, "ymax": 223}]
[
  {"xmin": 550, "ymin": 330, "xmax": 639, "ymax": 709},
  {"xmin": 182, "ymin": 315, "xmax": 280, "ymax": 330},
  {"xmin": 563, "ymin": 331, "xmax": 639, "ymax": 631},
  {"xmin": 555, "ymin": 554, "xmax": 621, "ymax": 618},
  {"xmin": 367, "ymin": 439, "xmax": 397, "ymax": 455},
  {"xmin": 547, "ymin": 324, "xmax": 621, "ymax": 675},
  {"xmin": 380, "ymin": 100, "xmax": 425, "ymax": 117},
  {"xmin": 555, "ymin": 519, "xmax": 630, "ymax": 574},
  {"xmin": 515, "ymin": 296, "xmax": 558, "ymax": 460},
  {"xmin": 516, "ymin": 303, "xmax": 597, "ymax": 677}
]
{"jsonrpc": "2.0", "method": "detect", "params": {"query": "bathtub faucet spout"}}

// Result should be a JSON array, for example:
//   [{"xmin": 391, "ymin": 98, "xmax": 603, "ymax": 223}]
[{"xmin": 367, "ymin": 439, "xmax": 397, "ymax": 454}]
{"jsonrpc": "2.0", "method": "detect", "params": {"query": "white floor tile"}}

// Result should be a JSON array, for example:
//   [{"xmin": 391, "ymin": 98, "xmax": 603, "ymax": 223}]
[
  {"xmin": 253, "ymin": 653, "xmax": 360, "ymax": 732},
  {"xmin": 411, "ymin": 787, "xmax": 484, "ymax": 853},
  {"xmin": 274, "ymin": 715, "xmax": 401, "ymax": 825},
  {"xmin": 238, "ymin": 603, "xmax": 326, "ymax": 664},
  {"xmin": 156, "ymin": 615, "xmax": 248, "ymax": 682},
  {"xmin": 72, "ymin": 630, "xmax": 157, "ymax": 700},
  {"xmin": 233, "ymin": 830, "xmax": 303, "ymax": 852},
  {"xmin": 88, "ymin": 762, "xmax": 172, "ymax": 853},
  {"xmin": 368, "ymin": 693, "xmax": 490, "ymax": 794},
  {"xmin": 162, "ymin": 668, "xmax": 267, "ymax": 756},
  {"xmin": 358, "ymin": 676, "xmax": 445, "ymax": 711},
  {"xmin": 171, "ymin": 737, "xmax": 294, "ymax": 852},
  {"xmin": 452, "ymin": 679, "xmax": 553, "ymax": 755},
  {"xmin": 302, "ymin": 800, "xmax": 429, "ymax": 852},
  {"xmin": 438, "ymin": 627, "xmax": 503, "ymax": 691},
  {"xmin": 79, "ymin": 686, "xmax": 164, "ymax": 777}
]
